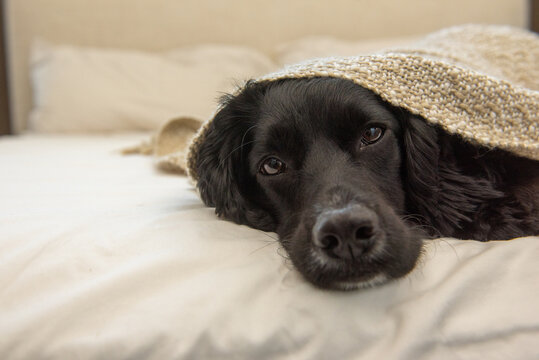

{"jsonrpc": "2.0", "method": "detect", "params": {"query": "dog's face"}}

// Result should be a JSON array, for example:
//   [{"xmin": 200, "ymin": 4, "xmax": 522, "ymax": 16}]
[
  {"xmin": 194, "ymin": 77, "xmax": 539, "ymax": 290},
  {"xmin": 247, "ymin": 79, "xmax": 422, "ymax": 289},
  {"xmin": 194, "ymin": 77, "xmax": 428, "ymax": 290}
]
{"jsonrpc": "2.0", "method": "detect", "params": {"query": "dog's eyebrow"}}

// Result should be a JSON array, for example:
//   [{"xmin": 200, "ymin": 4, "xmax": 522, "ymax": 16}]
[{"xmin": 263, "ymin": 123, "xmax": 307, "ymax": 159}]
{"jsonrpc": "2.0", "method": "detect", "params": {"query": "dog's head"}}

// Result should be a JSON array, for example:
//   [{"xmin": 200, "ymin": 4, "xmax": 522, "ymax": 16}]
[{"xmin": 192, "ymin": 77, "xmax": 485, "ymax": 290}]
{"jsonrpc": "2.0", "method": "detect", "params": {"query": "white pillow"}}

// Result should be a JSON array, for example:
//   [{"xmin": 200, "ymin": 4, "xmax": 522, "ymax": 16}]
[{"xmin": 29, "ymin": 41, "xmax": 277, "ymax": 132}]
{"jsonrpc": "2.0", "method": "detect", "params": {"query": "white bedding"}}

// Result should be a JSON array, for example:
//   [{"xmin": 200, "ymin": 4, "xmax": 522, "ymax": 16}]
[{"xmin": 1, "ymin": 135, "xmax": 538, "ymax": 360}]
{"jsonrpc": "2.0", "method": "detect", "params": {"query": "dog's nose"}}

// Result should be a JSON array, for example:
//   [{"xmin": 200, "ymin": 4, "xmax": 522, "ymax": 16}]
[{"xmin": 312, "ymin": 205, "xmax": 378, "ymax": 260}]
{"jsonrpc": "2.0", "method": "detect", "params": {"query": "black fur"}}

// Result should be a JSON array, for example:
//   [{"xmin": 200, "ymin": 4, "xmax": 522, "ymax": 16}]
[{"xmin": 193, "ymin": 77, "xmax": 539, "ymax": 290}]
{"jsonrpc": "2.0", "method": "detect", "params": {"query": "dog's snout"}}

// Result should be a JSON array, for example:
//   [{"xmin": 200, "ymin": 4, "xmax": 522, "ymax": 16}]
[{"xmin": 313, "ymin": 205, "xmax": 379, "ymax": 260}]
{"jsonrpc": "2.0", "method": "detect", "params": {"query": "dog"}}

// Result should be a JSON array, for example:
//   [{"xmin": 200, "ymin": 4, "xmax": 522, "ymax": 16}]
[{"xmin": 193, "ymin": 77, "xmax": 539, "ymax": 290}]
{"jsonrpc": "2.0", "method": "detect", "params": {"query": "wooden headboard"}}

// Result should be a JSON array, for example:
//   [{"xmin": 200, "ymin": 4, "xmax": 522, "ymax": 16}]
[
  {"xmin": 0, "ymin": 0, "xmax": 533, "ymax": 135},
  {"xmin": 532, "ymin": 0, "xmax": 539, "ymax": 32},
  {"xmin": 0, "ymin": 1, "xmax": 10, "ymax": 134}
]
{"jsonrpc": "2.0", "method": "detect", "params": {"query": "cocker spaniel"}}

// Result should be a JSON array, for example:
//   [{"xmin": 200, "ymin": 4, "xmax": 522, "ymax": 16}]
[{"xmin": 193, "ymin": 77, "xmax": 539, "ymax": 290}]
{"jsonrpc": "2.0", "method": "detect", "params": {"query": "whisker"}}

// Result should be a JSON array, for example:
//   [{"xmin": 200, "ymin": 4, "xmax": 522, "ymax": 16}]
[
  {"xmin": 436, "ymin": 237, "xmax": 460, "ymax": 260},
  {"xmin": 239, "ymin": 124, "xmax": 259, "ymax": 164},
  {"xmin": 219, "ymin": 124, "xmax": 259, "ymax": 166},
  {"xmin": 258, "ymin": 231, "xmax": 279, "ymax": 241},
  {"xmin": 249, "ymin": 240, "xmax": 277, "ymax": 255},
  {"xmin": 401, "ymin": 213, "xmax": 442, "ymax": 238},
  {"xmin": 276, "ymin": 245, "xmax": 291, "ymax": 261},
  {"xmin": 219, "ymin": 140, "xmax": 256, "ymax": 166}
]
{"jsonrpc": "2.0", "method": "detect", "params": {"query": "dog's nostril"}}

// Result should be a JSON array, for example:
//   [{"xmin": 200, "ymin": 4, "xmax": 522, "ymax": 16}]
[
  {"xmin": 355, "ymin": 225, "xmax": 374, "ymax": 240},
  {"xmin": 319, "ymin": 234, "xmax": 340, "ymax": 250}
]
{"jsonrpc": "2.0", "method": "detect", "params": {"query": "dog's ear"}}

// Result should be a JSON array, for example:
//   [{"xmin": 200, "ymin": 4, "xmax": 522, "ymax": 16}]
[
  {"xmin": 400, "ymin": 115, "xmax": 503, "ymax": 236},
  {"xmin": 193, "ymin": 89, "xmax": 277, "ymax": 232}
]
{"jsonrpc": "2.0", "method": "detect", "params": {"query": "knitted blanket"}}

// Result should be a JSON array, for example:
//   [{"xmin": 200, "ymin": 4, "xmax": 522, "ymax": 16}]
[{"xmin": 127, "ymin": 25, "xmax": 539, "ymax": 177}]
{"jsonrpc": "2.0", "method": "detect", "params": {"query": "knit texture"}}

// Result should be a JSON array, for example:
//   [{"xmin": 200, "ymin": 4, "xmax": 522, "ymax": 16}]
[
  {"xmin": 186, "ymin": 25, "xmax": 539, "ymax": 182},
  {"xmin": 122, "ymin": 116, "xmax": 200, "ymax": 174}
]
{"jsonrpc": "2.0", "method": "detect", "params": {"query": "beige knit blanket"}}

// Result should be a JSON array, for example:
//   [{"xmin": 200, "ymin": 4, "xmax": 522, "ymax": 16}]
[{"xmin": 125, "ymin": 25, "xmax": 539, "ymax": 177}]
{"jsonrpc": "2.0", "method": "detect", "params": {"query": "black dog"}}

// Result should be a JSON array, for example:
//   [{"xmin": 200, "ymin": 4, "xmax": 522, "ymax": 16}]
[{"xmin": 193, "ymin": 77, "xmax": 539, "ymax": 290}]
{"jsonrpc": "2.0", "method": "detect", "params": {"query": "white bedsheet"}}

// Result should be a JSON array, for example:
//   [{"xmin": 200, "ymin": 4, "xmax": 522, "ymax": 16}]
[{"xmin": 1, "ymin": 135, "xmax": 538, "ymax": 360}]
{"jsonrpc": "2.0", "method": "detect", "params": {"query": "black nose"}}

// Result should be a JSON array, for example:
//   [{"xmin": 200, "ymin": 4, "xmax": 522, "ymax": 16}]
[{"xmin": 312, "ymin": 205, "xmax": 379, "ymax": 260}]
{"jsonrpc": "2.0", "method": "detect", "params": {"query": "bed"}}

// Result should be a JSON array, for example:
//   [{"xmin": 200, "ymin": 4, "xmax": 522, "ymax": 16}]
[{"xmin": 1, "ymin": 1, "xmax": 538, "ymax": 359}]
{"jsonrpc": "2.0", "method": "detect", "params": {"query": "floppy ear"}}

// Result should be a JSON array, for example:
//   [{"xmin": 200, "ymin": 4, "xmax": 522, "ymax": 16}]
[
  {"xmin": 401, "ymin": 115, "xmax": 503, "ymax": 236},
  {"xmin": 192, "ymin": 90, "xmax": 277, "ymax": 232}
]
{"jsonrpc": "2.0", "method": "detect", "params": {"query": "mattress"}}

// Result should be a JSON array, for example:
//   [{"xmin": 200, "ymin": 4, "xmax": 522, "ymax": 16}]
[{"xmin": 1, "ymin": 134, "xmax": 538, "ymax": 359}]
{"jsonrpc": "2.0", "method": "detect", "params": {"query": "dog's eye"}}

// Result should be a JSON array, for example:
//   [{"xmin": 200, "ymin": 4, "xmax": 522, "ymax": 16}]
[
  {"xmin": 260, "ymin": 157, "xmax": 286, "ymax": 176},
  {"xmin": 361, "ymin": 127, "xmax": 384, "ymax": 145}
]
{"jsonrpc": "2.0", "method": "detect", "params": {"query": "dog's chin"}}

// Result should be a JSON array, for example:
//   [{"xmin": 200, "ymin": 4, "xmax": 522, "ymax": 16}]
[
  {"xmin": 299, "ymin": 254, "xmax": 413, "ymax": 291},
  {"xmin": 301, "ymin": 249, "xmax": 393, "ymax": 291},
  {"xmin": 333, "ymin": 274, "xmax": 390, "ymax": 291}
]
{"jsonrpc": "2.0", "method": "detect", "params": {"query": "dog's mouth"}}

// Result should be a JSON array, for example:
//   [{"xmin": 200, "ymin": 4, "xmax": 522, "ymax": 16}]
[
  {"xmin": 280, "ymin": 204, "xmax": 423, "ymax": 290},
  {"xmin": 303, "ymin": 242, "xmax": 394, "ymax": 290}
]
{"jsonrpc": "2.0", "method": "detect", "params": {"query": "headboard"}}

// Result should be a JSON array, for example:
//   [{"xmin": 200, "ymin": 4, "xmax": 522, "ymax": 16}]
[{"xmin": 1, "ymin": 0, "xmax": 530, "ymax": 134}]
